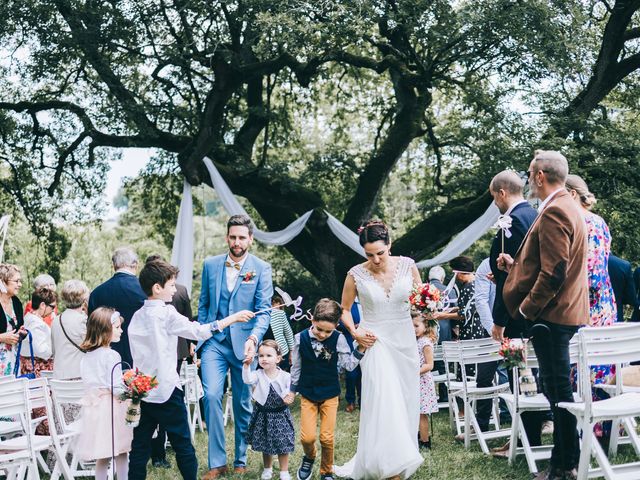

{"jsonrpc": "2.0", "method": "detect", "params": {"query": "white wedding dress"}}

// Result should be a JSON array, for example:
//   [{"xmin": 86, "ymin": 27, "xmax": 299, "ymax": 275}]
[{"xmin": 335, "ymin": 256, "xmax": 423, "ymax": 479}]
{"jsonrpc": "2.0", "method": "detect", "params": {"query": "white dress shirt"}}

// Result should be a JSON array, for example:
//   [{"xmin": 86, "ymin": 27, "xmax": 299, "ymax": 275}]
[
  {"xmin": 225, "ymin": 255, "xmax": 248, "ymax": 292},
  {"xmin": 129, "ymin": 299, "xmax": 214, "ymax": 403},
  {"xmin": 243, "ymin": 367, "xmax": 291, "ymax": 406},
  {"xmin": 538, "ymin": 188, "xmax": 565, "ymax": 212},
  {"xmin": 21, "ymin": 312, "xmax": 52, "ymax": 360},
  {"xmin": 505, "ymin": 199, "xmax": 529, "ymax": 216},
  {"xmin": 81, "ymin": 347, "xmax": 125, "ymax": 394},
  {"xmin": 474, "ymin": 258, "xmax": 496, "ymax": 335},
  {"xmin": 51, "ymin": 308, "xmax": 87, "ymax": 379}
]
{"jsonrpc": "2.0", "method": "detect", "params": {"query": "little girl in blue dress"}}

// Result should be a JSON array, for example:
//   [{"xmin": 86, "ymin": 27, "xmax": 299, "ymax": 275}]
[{"xmin": 243, "ymin": 339, "xmax": 295, "ymax": 480}]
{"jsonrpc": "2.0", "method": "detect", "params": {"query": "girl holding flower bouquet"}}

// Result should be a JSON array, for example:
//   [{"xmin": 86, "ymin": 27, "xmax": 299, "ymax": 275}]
[
  {"xmin": 77, "ymin": 307, "xmax": 132, "ymax": 480},
  {"xmin": 411, "ymin": 310, "xmax": 439, "ymax": 450}
]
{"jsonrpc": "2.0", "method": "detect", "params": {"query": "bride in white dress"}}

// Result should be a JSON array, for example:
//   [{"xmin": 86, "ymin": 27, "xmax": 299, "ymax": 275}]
[{"xmin": 335, "ymin": 221, "xmax": 423, "ymax": 480}]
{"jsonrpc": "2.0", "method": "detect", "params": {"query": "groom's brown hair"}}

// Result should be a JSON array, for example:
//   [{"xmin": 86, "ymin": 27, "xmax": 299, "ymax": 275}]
[{"xmin": 313, "ymin": 298, "xmax": 342, "ymax": 324}]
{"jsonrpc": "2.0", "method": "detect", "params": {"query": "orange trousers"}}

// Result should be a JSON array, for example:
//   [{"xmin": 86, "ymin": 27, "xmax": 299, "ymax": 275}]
[{"xmin": 299, "ymin": 395, "xmax": 339, "ymax": 475}]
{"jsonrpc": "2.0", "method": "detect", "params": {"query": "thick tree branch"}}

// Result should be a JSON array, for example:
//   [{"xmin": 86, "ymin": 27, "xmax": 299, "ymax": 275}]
[{"xmin": 551, "ymin": 0, "xmax": 640, "ymax": 136}]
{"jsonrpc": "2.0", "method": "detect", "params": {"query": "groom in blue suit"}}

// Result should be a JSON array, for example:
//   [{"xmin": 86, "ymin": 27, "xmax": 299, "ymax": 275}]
[{"xmin": 198, "ymin": 215, "xmax": 273, "ymax": 479}]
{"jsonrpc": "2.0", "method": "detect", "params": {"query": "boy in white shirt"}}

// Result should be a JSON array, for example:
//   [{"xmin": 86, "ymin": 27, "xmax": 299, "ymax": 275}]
[{"xmin": 128, "ymin": 260, "xmax": 254, "ymax": 480}]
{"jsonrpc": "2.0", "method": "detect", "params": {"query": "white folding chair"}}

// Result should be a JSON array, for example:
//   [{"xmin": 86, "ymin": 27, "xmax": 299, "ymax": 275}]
[
  {"xmin": 0, "ymin": 375, "xmax": 23, "ymax": 437},
  {"xmin": 559, "ymin": 323, "xmax": 640, "ymax": 480},
  {"xmin": 223, "ymin": 371, "xmax": 234, "ymax": 427},
  {"xmin": 442, "ymin": 337, "xmax": 496, "ymax": 436},
  {"xmin": 0, "ymin": 378, "xmax": 74, "ymax": 479},
  {"xmin": 183, "ymin": 364, "xmax": 205, "ymax": 440},
  {"xmin": 431, "ymin": 344, "xmax": 456, "ymax": 410},
  {"xmin": 442, "ymin": 339, "xmax": 511, "ymax": 453},
  {"xmin": 0, "ymin": 378, "xmax": 32, "ymax": 480},
  {"xmin": 48, "ymin": 379, "xmax": 93, "ymax": 480}
]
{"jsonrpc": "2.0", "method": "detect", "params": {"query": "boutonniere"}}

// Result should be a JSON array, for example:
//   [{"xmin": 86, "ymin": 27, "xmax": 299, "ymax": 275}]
[
  {"xmin": 242, "ymin": 270, "xmax": 257, "ymax": 282},
  {"xmin": 320, "ymin": 346, "xmax": 334, "ymax": 361}
]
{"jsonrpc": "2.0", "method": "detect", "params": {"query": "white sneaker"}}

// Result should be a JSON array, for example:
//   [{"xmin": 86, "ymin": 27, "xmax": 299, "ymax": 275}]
[
  {"xmin": 261, "ymin": 468, "xmax": 273, "ymax": 480},
  {"xmin": 280, "ymin": 472, "xmax": 291, "ymax": 480}
]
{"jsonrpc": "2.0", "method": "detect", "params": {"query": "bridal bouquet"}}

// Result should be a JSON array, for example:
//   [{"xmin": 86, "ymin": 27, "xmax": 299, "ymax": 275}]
[
  {"xmin": 409, "ymin": 283, "xmax": 442, "ymax": 315},
  {"xmin": 120, "ymin": 369, "xmax": 159, "ymax": 426}
]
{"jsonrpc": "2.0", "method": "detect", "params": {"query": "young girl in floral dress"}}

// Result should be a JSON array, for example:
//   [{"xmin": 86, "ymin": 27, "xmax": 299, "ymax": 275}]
[{"xmin": 412, "ymin": 311, "xmax": 439, "ymax": 450}]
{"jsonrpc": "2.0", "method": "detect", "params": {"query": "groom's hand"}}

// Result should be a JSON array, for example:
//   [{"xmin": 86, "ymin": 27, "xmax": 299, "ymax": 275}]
[{"xmin": 243, "ymin": 337, "xmax": 257, "ymax": 363}]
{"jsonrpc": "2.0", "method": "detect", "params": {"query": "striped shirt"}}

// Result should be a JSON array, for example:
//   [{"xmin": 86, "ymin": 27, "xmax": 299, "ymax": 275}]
[{"xmin": 269, "ymin": 309, "xmax": 295, "ymax": 356}]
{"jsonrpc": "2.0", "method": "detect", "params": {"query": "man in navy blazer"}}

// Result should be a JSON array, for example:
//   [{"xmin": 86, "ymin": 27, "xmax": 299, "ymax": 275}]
[
  {"xmin": 475, "ymin": 171, "xmax": 541, "ymax": 446},
  {"xmin": 197, "ymin": 215, "xmax": 273, "ymax": 478},
  {"xmin": 88, "ymin": 247, "xmax": 146, "ymax": 369},
  {"xmin": 608, "ymin": 254, "xmax": 640, "ymax": 322}
]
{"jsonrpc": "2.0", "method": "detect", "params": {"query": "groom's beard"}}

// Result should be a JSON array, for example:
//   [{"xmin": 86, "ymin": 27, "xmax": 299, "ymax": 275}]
[{"xmin": 229, "ymin": 246, "xmax": 248, "ymax": 259}]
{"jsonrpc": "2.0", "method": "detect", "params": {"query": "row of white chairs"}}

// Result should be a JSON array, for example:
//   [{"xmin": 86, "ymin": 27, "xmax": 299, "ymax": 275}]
[
  {"xmin": 438, "ymin": 323, "xmax": 640, "ymax": 480},
  {"xmin": 0, "ymin": 360, "xmax": 215, "ymax": 480},
  {"xmin": 0, "ymin": 376, "xmax": 85, "ymax": 480}
]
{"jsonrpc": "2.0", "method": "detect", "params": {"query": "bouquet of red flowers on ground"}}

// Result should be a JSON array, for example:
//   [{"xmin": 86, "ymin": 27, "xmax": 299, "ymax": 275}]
[
  {"xmin": 498, "ymin": 338, "xmax": 526, "ymax": 369},
  {"xmin": 409, "ymin": 283, "xmax": 442, "ymax": 315},
  {"xmin": 120, "ymin": 369, "xmax": 159, "ymax": 426}
]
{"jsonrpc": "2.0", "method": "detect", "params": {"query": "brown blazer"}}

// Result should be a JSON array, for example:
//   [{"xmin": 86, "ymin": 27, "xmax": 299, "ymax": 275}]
[{"xmin": 503, "ymin": 190, "xmax": 589, "ymax": 326}]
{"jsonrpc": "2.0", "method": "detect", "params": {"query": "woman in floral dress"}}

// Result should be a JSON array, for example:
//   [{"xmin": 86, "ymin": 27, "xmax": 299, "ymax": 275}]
[
  {"xmin": 0, "ymin": 264, "xmax": 25, "ymax": 377},
  {"xmin": 566, "ymin": 174, "xmax": 617, "ymax": 437}
]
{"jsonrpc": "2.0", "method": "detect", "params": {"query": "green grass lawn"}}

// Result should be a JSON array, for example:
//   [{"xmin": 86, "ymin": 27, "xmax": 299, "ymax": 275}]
[{"xmin": 148, "ymin": 397, "xmax": 538, "ymax": 480}]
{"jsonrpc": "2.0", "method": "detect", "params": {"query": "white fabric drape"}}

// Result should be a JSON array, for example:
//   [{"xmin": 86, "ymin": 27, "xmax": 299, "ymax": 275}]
[
  {"xmin": 0, "ymin": 215, "xmax": 11, "ymax": 263},
  {"xmin": 203, "ymin": 157, "xmax": 314, "ymax": 245},
  {"xmin": 170, "ymin": 181, "xmax": 194, "ymax": 296},
  {"xmin": 170, "ymin": 158, "xmax": 500, "ymax": 287},
  {"xmin": 415, "ymin": 202, "xmax": 500, "ymax": 269}
]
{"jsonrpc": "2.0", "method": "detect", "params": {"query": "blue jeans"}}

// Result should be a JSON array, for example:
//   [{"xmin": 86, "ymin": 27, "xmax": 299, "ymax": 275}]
[
  {"xmin": 129, "ymin": 388, "xmax": 197, "ymax": 480},
  {"xmin": 531, "ymin": 320, "xmax": 580, "ymax": 471},
  {"xmin": 200, "ymin": 337, "xmax": 252, "ymax": 469}
]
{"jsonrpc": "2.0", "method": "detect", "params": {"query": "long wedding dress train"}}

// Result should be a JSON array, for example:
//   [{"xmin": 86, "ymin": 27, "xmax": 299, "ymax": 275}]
[{"xmin": 335, "ymin": 257, "xmax": 423, "ymax": 479}]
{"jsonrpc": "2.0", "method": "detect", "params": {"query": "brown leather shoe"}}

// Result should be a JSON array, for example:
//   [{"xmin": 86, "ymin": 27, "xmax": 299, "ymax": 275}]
[
  {"xmin": 345, "ymin": 403, "xmax": 356, "ymax": 413},
  {"xmin": 203, "ymin": 466, "xmax": 228, "ymax": 479},
  {"xmin": 233, "ymin": 466, "xmax": 247, "ymax": 474}
]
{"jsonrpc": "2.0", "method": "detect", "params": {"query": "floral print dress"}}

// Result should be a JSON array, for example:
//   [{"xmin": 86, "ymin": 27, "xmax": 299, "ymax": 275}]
[{"xmin": 571, "ymin": 212, "xmax": 617, "ymax": 437}]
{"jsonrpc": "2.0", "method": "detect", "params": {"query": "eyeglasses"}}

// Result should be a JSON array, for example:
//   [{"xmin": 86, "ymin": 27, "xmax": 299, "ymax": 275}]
[
  {"xmin": 46, "ymin": 304, "xmax": 56, "ymax": 309},
  {"xmin": 7, "ymin": 278, "xmax": 22, "ymax": 284}
]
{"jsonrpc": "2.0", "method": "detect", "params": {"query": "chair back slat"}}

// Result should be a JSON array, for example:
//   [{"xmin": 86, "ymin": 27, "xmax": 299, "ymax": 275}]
[{"xmin": 579, "ymin": 326, "xmax": 640, "ymax": 366}]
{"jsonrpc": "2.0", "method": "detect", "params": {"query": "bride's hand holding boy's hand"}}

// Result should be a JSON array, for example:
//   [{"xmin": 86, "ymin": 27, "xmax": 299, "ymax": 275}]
[
  {"xmin": 354, "ymin": 327, "xmax": 376, "ymax": 348},
  {"xmin": 283, "ymin": 392, "xmax": 295, "ymax": 405}
]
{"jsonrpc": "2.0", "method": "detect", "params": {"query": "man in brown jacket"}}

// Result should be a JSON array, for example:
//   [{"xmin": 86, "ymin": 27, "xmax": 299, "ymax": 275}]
[{"xmin": 499, "ymin": 150, "xmax": 589, "ymax": 480}]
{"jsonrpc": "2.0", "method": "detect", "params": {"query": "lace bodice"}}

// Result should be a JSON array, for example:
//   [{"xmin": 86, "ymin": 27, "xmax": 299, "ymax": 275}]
[{"xmin": 348, "ymin": 256, "xmax": 415, "ymax": 318}]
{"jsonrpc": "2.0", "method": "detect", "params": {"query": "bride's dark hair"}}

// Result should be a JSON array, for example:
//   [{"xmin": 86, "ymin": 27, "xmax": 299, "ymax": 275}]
[{"xmin": 358, "ymin": 220, "xmax": 390, "ymax": 247}]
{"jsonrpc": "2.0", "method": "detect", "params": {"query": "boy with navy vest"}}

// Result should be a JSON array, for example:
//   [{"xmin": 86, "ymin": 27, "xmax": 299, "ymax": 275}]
[{"xmin": 290, "ymin": 299, "xmax": 366, "ymax": 480}]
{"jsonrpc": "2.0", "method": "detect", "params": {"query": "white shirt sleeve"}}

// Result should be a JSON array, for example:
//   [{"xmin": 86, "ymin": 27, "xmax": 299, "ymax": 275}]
[
  {"xmin": 474, "ymin": 260, "xmax": 495, "ymax": 335},
  {"xmin": 242, "ymin": 364, "xmax": 258, "ymax": 385},
  {"xmin": 166, "ymin": 306, "xmax": 214, "ymax": 341},
  {"xmin": 289, "ymin": 333, "xmax": 302, "ymax": 392}
]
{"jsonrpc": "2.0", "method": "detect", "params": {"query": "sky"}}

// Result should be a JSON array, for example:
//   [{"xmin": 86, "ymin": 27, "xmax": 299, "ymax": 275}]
[{"xmin": 104, "ymin": 148, "xmax": 152, "ymax": 219}]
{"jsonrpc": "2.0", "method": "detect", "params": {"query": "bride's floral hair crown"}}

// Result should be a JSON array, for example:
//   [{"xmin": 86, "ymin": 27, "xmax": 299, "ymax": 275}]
[{"xmin": 357, "ymin": 220, "xmax": 390, "ymax": 246}]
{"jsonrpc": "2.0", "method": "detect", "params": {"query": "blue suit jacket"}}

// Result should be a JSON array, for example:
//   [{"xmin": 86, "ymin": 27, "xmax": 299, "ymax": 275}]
[
  {"xmin": 608, "ymin": 254, "xmax": 640, "ymax": 322},
  {"xmin": 489, "ymin": 201, "xmax": 538, "ymax": 337},
  {"xmin": 197, "ymin": 253, "xmax": 273, "ymax": 360},
  {"xmin": 88, "ymin": 271, "xmax": 147, "ymax": 368}
]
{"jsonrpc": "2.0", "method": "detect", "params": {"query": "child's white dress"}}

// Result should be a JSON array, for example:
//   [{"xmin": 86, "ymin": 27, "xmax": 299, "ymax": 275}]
[
  {"xmin": 76, "ymin": 347, "xmax": 133, "ymax": 460},
  {"xmin": 417, "ymin": 337, "xmax": 439, "ymax": 414}
]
